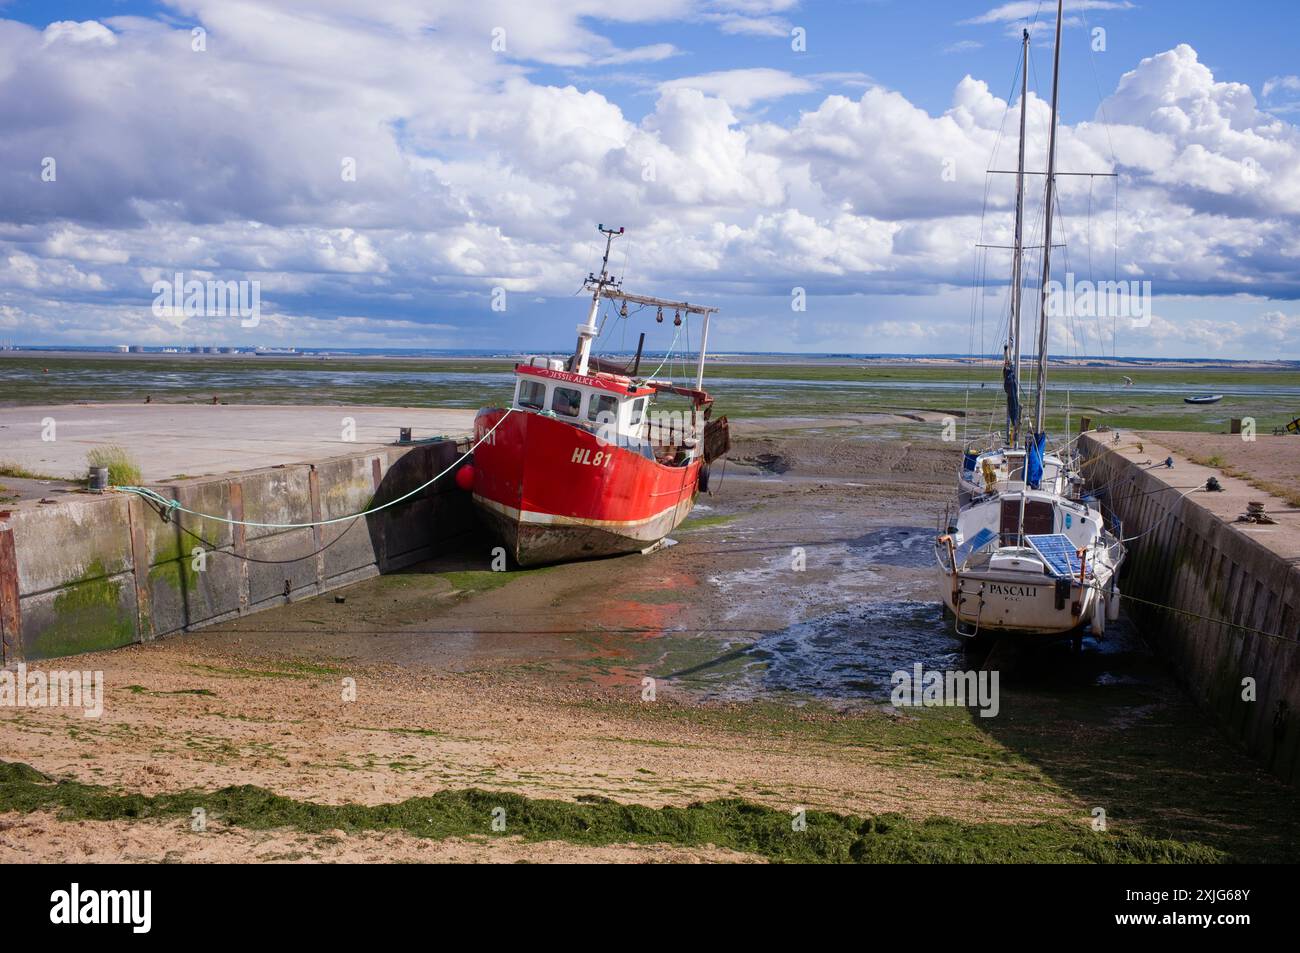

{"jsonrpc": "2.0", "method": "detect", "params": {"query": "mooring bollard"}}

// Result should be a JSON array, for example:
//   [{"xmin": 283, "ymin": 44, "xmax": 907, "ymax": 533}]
[
  {"xmin": 399, "ymin": 427, "xmax": 412, "ymax": 443},
  {"xmin": 88, "ymin": 466, "xmax": 109, "ymax": 492}
]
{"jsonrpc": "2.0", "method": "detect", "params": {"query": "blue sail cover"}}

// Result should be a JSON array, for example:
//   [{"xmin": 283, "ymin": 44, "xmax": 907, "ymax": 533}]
[
  {"xmin": 1002, "ymin": 363, "xmax": 1020, "ymax": 438},
  {"xmin": 1025, "ymin": 432, "xmax": 1046, "ymax": 489}
]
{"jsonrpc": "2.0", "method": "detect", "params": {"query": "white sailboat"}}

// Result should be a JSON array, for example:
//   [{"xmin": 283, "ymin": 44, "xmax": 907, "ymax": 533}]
[{"xmin": 935, "ymin": 5, "xmax": 1125, "ymax": 641}]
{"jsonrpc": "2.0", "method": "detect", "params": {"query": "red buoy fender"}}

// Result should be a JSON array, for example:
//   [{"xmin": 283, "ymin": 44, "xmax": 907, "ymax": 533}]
[{"xmin": 454, "ymin": 464, "xmax": 475, "ymax": 491}]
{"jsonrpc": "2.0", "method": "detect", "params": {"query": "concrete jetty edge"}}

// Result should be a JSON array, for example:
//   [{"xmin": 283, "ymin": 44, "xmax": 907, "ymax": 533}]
[
  {"xmin": 1082, "ymin": 432, "xmax": 1300, "ymax": 783},
  {"xmin": 0, "ymin": 439, "xmax": 471, "ymax": 663}
]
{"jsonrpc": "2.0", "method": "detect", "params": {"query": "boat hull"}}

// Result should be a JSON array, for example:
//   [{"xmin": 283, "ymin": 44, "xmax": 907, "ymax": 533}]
[
  {"xmin": 470, "ymin": 407, "xmax": 701, "ymax": 565},
  {"xmin": 941, "ymin": 569, "xmax": 1102, "ymax": 634}
]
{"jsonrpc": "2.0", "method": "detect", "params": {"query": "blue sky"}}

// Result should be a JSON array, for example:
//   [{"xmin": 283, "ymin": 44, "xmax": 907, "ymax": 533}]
[
  {"xmin": 1, "ymin": 1, "xmax": 1298, "ymax": 357},
  {"xmin": 558, "ymin": 1, "xmax": 1300, "ymax": 124},
  {"xmin": 11, "ymin": 0, "xmax": 1290, "ymax": 125}
]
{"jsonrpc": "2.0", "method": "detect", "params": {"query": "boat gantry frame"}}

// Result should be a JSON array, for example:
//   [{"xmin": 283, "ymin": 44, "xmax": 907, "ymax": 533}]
[{"xmin": 576, "ymin": 224, "xmax": 718, "ymax": 391}]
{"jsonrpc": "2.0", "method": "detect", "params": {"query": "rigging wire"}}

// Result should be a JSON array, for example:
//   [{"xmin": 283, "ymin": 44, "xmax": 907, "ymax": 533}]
[
  {"xmin": 964, "ymin": 42, "xmax": 1027, "ymax": 448},
  {"xmin": 641, "ymin": 326, "xmax": 682, "ymax": 381}
]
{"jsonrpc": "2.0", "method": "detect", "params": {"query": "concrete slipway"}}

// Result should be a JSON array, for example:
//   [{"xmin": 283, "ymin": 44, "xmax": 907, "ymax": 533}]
[{"xmin": 0, "ymin": 403, "xmax": 476, "ymax": 482}]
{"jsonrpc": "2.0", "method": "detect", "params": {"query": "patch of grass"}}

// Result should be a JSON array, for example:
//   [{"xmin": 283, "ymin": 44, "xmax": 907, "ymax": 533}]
[
  {"xmin": 1252, "ymin": 480, "xmax": 1300, "ymax": 508},
  {"xmin": 0, "ymin": 461, "xmax": 64, "ymax": 481},
  {"xmin": 1181, "ymin": 450, "xmax": 1300, "ymax": 508},
  {"xmin": 0, "ymin": 760, "xmax": 1223, "ymax": 864},
  {"xmin": 86, "ymin": 445, "xmax": 142, "ymax": 487}
]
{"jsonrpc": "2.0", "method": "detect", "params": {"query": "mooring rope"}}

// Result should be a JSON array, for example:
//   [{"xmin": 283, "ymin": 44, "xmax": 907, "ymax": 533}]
[
  {"xmin": 1081, "ymin": 580, "xmax": 1290, "ymax": 644},
  {"xmin": 110, "ymin": 408, "xmax": 516, "ymax": 530}
]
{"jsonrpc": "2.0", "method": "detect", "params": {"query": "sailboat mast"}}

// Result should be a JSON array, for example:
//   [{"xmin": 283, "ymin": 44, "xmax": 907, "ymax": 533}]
[
  {"xmin": 1009, "ymin": 27, "xmax": 1030, "ymax": 441},
  {"xmin": 1033, "ymin": 0, "xmax": 1064, "ymax": 434}
]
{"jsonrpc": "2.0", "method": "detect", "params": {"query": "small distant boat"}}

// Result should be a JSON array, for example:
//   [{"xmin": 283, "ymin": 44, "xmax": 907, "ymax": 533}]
[{"xmin": 1184, "ymin": 394, "xmax": 1223, "ymax": 405}]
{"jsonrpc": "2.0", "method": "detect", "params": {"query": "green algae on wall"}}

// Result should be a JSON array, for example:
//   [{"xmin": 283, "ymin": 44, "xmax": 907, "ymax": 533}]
[
  {"xmin": 26, "ymin": 559, "xmax": 136, "ymax": 660},
  {"xmin": 148, "ymin": 551, "xmax": 203, "ymax": 599}
]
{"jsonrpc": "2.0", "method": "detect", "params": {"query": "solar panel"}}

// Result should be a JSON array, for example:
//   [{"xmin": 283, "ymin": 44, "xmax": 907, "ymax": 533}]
[
  {"xmin": 955, "ymin": 527, "xmax": 998, "ymax": 567},
  {"xmin": 1026, "ymin": 534, "xmax": 1084, "ymax": 578}
]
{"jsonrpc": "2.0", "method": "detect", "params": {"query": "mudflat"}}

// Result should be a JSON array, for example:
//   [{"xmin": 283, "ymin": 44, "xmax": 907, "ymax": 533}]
[{"xmin": 2, "ymin": 428, "xmax": 1297, "ymax": 863}]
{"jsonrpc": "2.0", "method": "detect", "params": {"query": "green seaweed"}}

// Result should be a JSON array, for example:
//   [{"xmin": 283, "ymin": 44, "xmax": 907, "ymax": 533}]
[
  {"xmin": 0, "ymin": 760, "xmax": 1222, "ymax": 864},
  {"xmin": 184, "ymin": 658, "xmax": 345, "ymax": 680},
  {"xmin": 124, "ymin": 685, "xmax": 217, "ymax": 697}
]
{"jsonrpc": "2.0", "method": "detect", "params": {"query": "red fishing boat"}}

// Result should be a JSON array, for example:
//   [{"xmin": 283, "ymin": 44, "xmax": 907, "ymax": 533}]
[{"xmin": 465, "ymin": 225, "xmax": 729, "ymax": 566}]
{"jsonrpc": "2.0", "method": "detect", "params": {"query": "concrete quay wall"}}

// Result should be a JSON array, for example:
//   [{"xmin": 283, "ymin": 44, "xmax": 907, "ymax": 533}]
[
  {"xmin": 0, "ymin": 440, "xmax": 471, "ymax": 662},
  {"xmin": 1082, "ymin": 434, "xmax": 1300, "ymax": 782}
]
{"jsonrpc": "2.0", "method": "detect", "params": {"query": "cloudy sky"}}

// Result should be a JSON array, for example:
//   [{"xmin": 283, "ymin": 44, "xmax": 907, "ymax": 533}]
[{"xmin": 1, "ymin": 0, "xmax": 1298, "ymax": 357}]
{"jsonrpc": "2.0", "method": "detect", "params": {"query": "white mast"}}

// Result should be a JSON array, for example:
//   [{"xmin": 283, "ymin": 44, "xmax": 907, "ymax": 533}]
[
  {"xmin": 1008, "ymin": 27, "xmax": 1030, "ymax": 443},
  {"xmin": 1033, "ymin": 0, "xmax": 1065, "ymax": 437},
  {"xmin": 575, "ymin": 224, "xmax": 622, "ymax": 377},
  {"xmin": 694, "ymin": 311, "xmax": 711, "ymax": 391},
  {"xmin": 1015, "ymin": 1, "xmax": 1063, "ymax": 546}
]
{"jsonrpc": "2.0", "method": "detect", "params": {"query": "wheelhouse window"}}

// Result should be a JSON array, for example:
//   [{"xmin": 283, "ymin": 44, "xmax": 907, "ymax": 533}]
[
  {"xmin": 551, "ymin": 386, "xmax": 582, "ymax": 417},
  {"xmin": 629, "ymin": 397, "xmax": 647, "ymax": 426},
  {"xmin": 587, "ymin": 393, "xmax": 619, "ymax": 422},
  {"xmin": 517, "ymin": 379, "xmax": 546, "ymax": 410}
]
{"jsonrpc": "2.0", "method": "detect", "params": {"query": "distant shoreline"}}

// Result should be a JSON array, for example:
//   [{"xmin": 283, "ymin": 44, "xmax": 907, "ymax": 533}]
[{"xmin": 1, "ymin": 349, "xmax": 1295, "ymax": 371}]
